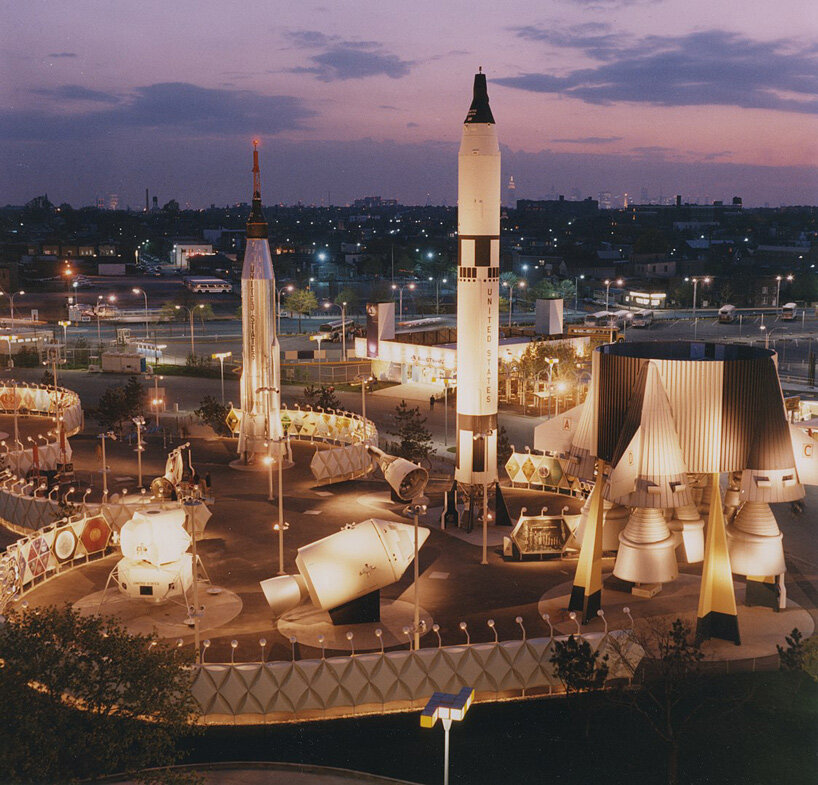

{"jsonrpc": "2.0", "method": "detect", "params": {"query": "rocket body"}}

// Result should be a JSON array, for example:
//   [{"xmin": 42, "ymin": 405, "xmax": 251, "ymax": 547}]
[
  {"xmin": 237, "ymin": 147, "xmax": 282, "ymax": 460},
  {"xmin": 455, "ymin": 72, "xmax": 500, "ymax": 487}
]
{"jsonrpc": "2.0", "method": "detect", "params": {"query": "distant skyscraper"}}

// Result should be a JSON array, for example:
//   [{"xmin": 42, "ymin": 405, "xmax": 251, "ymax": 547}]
[
  {"xmin": 598, "ymin": 191, "xmax": 612, "ymax": 210},
  {"xmin": 507, "ymin": 175, "xmax": 516, "ymax": 207},
  {"xmin": 107, "ymin": 193, "xmax": 119, "ymax": 210}
]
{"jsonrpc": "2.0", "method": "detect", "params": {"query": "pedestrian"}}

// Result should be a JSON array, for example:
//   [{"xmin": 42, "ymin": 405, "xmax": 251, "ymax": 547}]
[{"xmin": 429, "ymin": 395, "xmax": 436, "ymax": 410}]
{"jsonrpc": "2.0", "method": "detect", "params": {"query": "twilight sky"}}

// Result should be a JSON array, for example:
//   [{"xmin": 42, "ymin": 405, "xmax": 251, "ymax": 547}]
[{"xmin": 2, "ymin": 0, "xmax": 817, "ymax": 208}]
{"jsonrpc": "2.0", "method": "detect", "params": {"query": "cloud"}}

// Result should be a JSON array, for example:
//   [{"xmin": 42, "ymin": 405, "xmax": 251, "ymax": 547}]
[
  {"xmin": 551, "ymin": 136, "xmax": 621, "ymax": 144},
  {"xmin": 47, "ymin": 52, "xmax": 77, "ymax": 58},
  {"xmin": 498, "ymin": 29, "xmax": 818, "ymax": 114},
  {"xmin": 287, "ymin": 29, "xmax": 412, "ymax": 81},
  {"xmin": 31, "ymin": 85, "xmax": 120, "ymax": 104},
  {"xmin": 0, "ymin": 82, "xmax": 313, "ymax": 142}
]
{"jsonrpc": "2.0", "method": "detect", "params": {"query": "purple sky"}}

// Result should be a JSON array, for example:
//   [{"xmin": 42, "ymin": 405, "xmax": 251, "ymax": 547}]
[{"xmin": 2, "ymin": 0, "xmax": 817, "ymax": 208}]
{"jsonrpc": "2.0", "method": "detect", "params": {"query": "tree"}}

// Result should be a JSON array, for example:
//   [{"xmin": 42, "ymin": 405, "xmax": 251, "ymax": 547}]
[
  {"xmin": 301, "ymin": 383, "xmax": 341, "ymax": 411},
  {"xmin": 194, "ymin": 395, "xmax": 232, "ymax": 436},
  {"xmin": 93, "ymin": 376, "xmax": 144, "ymax": 434},
  {"xmin": 334, "ymin": 288, "xmax": 359, "ymax": 311},
  {"xmin": 778, "ymin": 627, "xmax": 818, "ymax": 685},
  {"xmin": 386, "ymin": 399, "xmax": 434, "ymax": 465},
  {"xmin": 550, "ymin": 633, "xmax": 609, "ymax": 738},
  {"xmin": 608, "ymin": 617, "xmax": 749, "ymax": 785},
  {"xmin": 0, "ymin": 605, "xmax": 199, "ymax": 783},
  {"xmin": 497, "ymin": 424, "xmax": 513, "ymax": 466},
  {"xmin": 285, "ymin": 289, "xmax": 318, "ymax": 332}
]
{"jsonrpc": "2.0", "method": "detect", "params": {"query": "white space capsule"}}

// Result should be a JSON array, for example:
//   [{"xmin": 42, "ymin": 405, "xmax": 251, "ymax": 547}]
[
  {"xmin": 260, "ymin": 519, "xmax": 429, "ymax": 616},
  {"xmin": 455, "ymin": 70, "xmax": 500, "ymax": 487}
]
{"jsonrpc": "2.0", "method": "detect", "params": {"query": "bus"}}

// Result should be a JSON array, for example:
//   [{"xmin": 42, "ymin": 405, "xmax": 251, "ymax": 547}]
[
  {"xmin": 632, "ymin": 309, "xmax": 654, "ymax": 328},
  {"xmin": 184, "ymin": 277, "xmax": 232, "ymax": 293},
  {"xmin": 718, "ymin": 304, "xmax": 737, "ymax": 323},
  {"xmin": 781, "ymin": 302, "xmax": 798, "ymax": 321},
  {"xmin": 584, "ymin": 311, "xmax": 614, "ymax": 327},
  {"xmin": 318, "ymin": 318, "xmax": 355, "ymax": 341},
  {"xmin": 613, "ymin": 310, "xmax": 633, "ymax": 328}
]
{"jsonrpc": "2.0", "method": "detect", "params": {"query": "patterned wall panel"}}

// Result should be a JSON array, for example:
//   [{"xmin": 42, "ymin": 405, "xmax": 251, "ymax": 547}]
[{"xmin": 190, "ymin": 630, "xmax": 643, "ymax": 721}]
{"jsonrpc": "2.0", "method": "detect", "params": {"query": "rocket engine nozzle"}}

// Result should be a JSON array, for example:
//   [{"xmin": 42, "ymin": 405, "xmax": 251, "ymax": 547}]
[{"xmin": 366, "ymin": 445, "xmax": 429, "ymax": 501}]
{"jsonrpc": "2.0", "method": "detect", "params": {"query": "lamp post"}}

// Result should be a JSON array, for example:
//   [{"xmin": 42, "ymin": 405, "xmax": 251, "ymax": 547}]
[
  {"xmin": 604, "ymin": 278, "xmax": 623, "ymax": 312},
  {"xmin": 132, "ymin": 416, "xmax": 145, "ymax": 487},
  {"xmin": 152, "ymin": 374, "xmax": 164, "ymax": 428},
  {"xmin": 408, "ymin": 500, "xmax": 427, "ymax": 649},
  {"xmin": 132, "ymin": 287, "xmax": 149, "ymax": 339},
  {"xmin": 175, "ymin": 304, "xmax": 204, "ymax": 358},
  {"xmin": 58, "ymin": 320, "xmax": 70, "ymax": 346},
  {"xmin": 277, "ymin": 284, "xmax": 294, "ymax": 336},
  {"xmin": 574, "ymin": 274, "xmax": 585, "ymax": 311},
  {"xmin": 323, "ymin": 301, "xmax": 347, "ymax": 362},
  {"xmin": 354, "ymin": 373, "xmax": 373, "ymax": 437},
  {"xmin": 1, "ymin": 290, "xmax": 24, "ymax": 329},
  {"xmin": 211, "ymin": 351, "xmax": 232, "ymax": 405},
  {"xmin": 428, "ymin": 277, "xmax": 448, "ymax": 315},
  {"xmin": 391, "ymin": 283, "xmax": 415, "ymax": 319},
  {"xmin": 503, "ymin": 280, "xmax": 526, "ymax": 327},
  {"xmin": 420, "ymin": 687, "xmax": 475, "ymax": 785},
  {"xmin": 98, "ymin": 430, "xmax": 115, "ymax": 500},
  {"xmin": 775, "ymin": 274, "xmax": 794, "ymax": 309},
  {"xmin": 685, "ymin": 276, "xmax": 710, "ymax": 339}
]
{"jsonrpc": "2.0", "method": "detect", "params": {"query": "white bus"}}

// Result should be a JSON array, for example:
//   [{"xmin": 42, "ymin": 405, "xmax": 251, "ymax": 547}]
[
  {"xmin": 781, "ymin": 302, "xmax": 798, "ymax": 321},
  {"xmin": 584, "ymin": 311, "xmax": 614, "ymax": 327},
  {"xmin": 632, "ymin": 309, "xmax": 654, "ymax": 328},
  {"xmin": 184, "ymin": 276, "xmax": 232, "ymax": 293},
  {"xmin": 718, "ymin": 304, "xmax": 737, "ymax": 323}
]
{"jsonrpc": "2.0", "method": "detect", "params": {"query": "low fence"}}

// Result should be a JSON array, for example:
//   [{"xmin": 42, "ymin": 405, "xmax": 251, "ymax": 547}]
[{"xmin": 191, "ymin": 629, "xmax": 643, "ymax": 723}]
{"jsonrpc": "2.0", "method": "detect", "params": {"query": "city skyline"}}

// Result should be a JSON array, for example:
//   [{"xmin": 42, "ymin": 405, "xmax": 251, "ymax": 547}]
[{"xmin": 2, "ymin": 0, "xmax": 817, "ymax": 208}]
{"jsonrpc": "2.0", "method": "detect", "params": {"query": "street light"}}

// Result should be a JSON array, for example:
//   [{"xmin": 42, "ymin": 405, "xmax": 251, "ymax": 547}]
[
  {"xmin": 132, "ymin": 416, "xmax": 145, "ymax": 487},
  {"xmin": 502, "ymin": 280, "xmax": 526, "ymax": 327},
  {"xmin": 152, "ymin": 375, "xmax": 164, "ymax": 427},
  {"xmin": 58, "ymin": 320, "xmax": 70, "ymax": 346},
  {"xmin": 354, "ymin": 373, "xmax": 374, "ymax": 436},
  {"xmin": 604, "ymin": 278, "xmax": 624, "ymax": 312},
  {"xmin": 407, "ymin": 500, "xmax": 428, "ymax": 650},
  {"xmin": 420, "ymin": 687, "xmax": 475, "ymax": 785},
  {"xmin": 323, "ymin": 300, "xmax": 347, "ymax": 362},
  {"xmin": 684, "ymin": 276, "xmax": 710, "ymax": 339},
  {"xmin": 174, "ymin": 304, "xmax": 205, "ymax": 358},
  {"xmin": 574, "ymin": 275, "xmax": 585, "ymax": 311},
  {"xmin": 0, "ymin": 290, "xmax": 24, "ymax": 329},
  {"xmin": 132, "ymin": 287, "xmax": 149, "ymax": 339},
  {"xmin": 277, "ymin": 284, "xmax": 294, "ymax": 335},
  {"xmin": 211, "ymin": 352, "xmax": 232, "ymax": 405},
  {"xmin": 98, "ymin": 430, "xmax": 116, "ymax": 500},
  {"xmin": 428, "ymin": 277, "xmax": 448, "ymax": 315},
  {"xmin": 391, "ymin": 283, "xmax": 415, "ymax": 319},
  {"xmin": 775, "ymin": 274, "xmax": 794, "ymax": 309}
]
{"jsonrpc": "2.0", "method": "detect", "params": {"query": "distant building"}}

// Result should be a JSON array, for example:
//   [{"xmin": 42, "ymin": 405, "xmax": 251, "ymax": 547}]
[{"xmin": 170, "ymin": 242, "xmax": 212, "ymax": 270}]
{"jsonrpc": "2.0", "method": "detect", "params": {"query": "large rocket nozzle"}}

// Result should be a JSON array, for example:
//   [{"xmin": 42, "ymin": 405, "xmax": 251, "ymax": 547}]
[{"xmin": 366, "ymin": 445, "xmax": 429, "ymax": 501}]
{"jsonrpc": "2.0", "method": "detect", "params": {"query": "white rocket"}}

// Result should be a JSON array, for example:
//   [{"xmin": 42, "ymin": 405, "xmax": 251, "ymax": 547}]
[
  {"xmin": 237, "ymin": 141, "xmax": 283, "ymax": 462},
  {"xmin": 455, "ymin": 70, "xmax": 500, "ymax": 487}
]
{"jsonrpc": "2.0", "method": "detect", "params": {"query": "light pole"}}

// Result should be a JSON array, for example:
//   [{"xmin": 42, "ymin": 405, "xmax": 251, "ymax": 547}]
[
  {"xmin": 1, "ymin": 290, "xmax": 24, "ymax": 328},
  {"xmin": 277, "ymin": 284, "xmax": 294, "ymax": 335},
  {"xmin": 354, "ymin": 373, "xmax": 373, "ymax": 437},
  {"xmin": 175, "ymin": 304, "xmax": 204, "ymax": 358},
  {"xmin": 429, "ymin": 277, "xmax": 448, "ymax": 315},
  {"xmin": 391, "ymin": 283, "xmax": 415, "ymax": 318},
  {"xmin": 132, "ymin": 416, "xmax": 145, "ymax": 487},
  {"xmin": 775, "ymin": 274, "xmax": 793, "ymax": 309},
  {"xmin": 98, "ymin": 431, "xmax": 115, "ymax": 500},
  {"xmin": 152, "ymin": 375, "xmax": 164, "ymax": 427},
  {"xmin": 420, "ymin": 688, "xmax": 474, "ymax": 785},
  {"xmin": 545, "ymin": 358, "xmax": 559, "ymax": 418},
  {"xmin": 685, "ymin": 276, "xmax": 710, "ymax": 339},
  {"xmin": 323, "ymin": 301, "xmax": 347, "ymax": 362},
  {"xmin": 408, "ymin": 500, "xmax": 427, "ymax": 649},
  {"xmin": 58, "ymin": 320, "xmax": 70, "ymax": 346},
  {"xmin": 503, "ymin": 280, "xmax": 526, "ymax": 327},
  {"xmin": 604, "ymin": 278, "xmax": 623, "ymax": 312},
  {"xmin": 574, "ymin": 274, "xmax": 585, "ymax": 311},
  {"xmin": 132, "ymin": 287, "xmax": 149, "ymax": 339},
  {"xmin": 211, "ymin": 351, "xmax": 232, "ymax": 405}
]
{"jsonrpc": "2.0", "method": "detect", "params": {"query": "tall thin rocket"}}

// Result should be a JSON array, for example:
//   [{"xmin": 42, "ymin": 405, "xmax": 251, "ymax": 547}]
[
  {"xmin": 455, "ymin": 70, "xmax": 500, "ymax": 487},
  {"xmin": 238, "ymin": 140, "xmax": 282, "ymax": 462}
]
